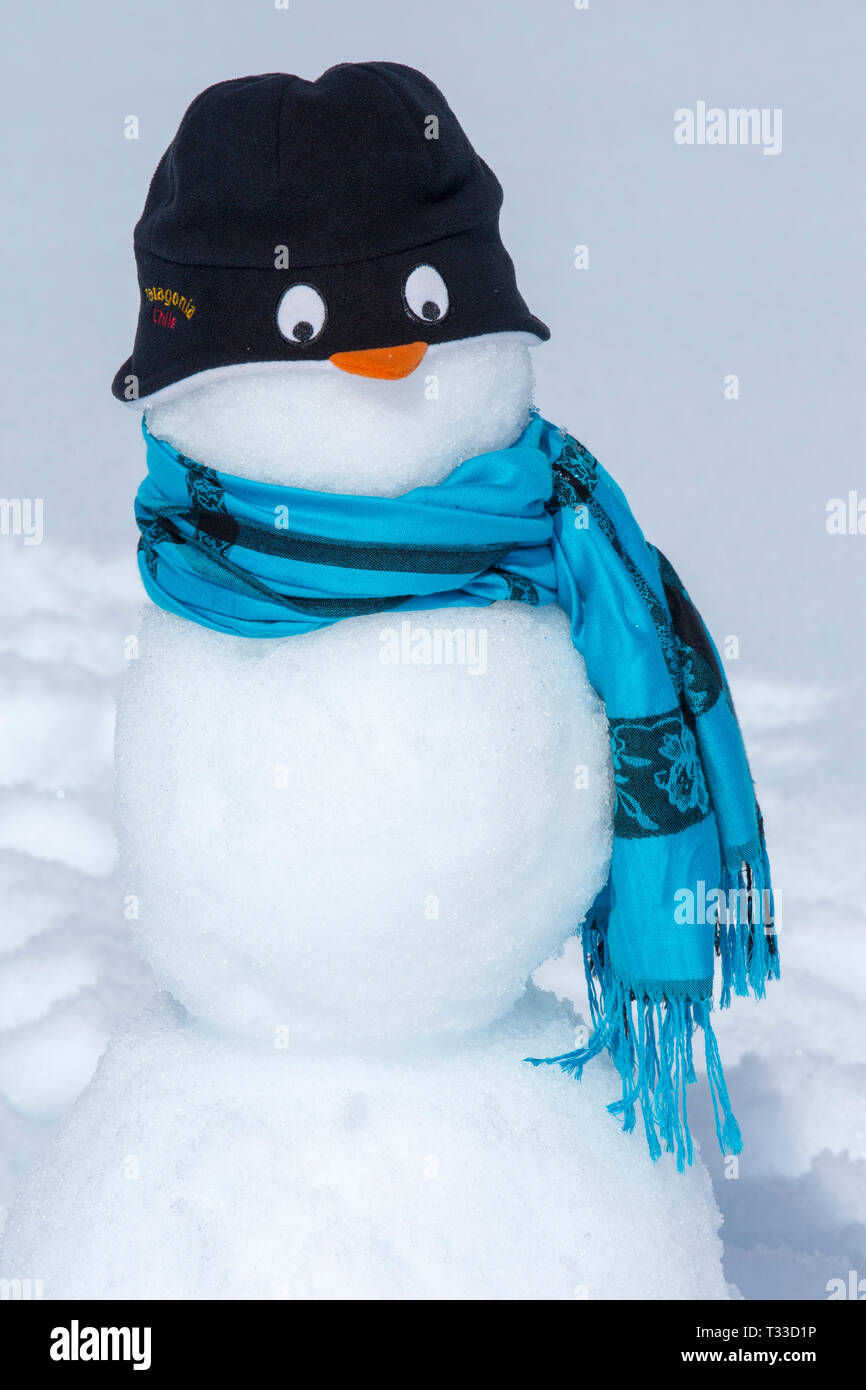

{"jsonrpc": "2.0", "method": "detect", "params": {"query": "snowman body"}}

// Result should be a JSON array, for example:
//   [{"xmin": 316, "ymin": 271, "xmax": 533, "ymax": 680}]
[
  {"xmin": 0, "ymin": 63, "xmax": 734, "ymax": 1301},
  {"xmin": 117, "ymin": 341, "xmax": 615, "ymax": 1043},
  {"xmin": 0, "ymin": 344, "xmax": 731, "ymax": 1302}
]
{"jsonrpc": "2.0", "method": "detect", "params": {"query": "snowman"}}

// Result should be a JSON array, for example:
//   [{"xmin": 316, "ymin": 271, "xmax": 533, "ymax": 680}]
[{"xmin": 0, "ymin": 64, "xmax": 776, "ymax": 1300}]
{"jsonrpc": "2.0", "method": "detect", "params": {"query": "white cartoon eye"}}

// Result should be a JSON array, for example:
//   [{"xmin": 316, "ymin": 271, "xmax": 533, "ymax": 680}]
[
  {"xmin": 276, "ymin": 284, "xmax": 327, "ymax": 344},
  {"xmin": 403, "ymin": 264, "xmax": 449, "ymax": 324}
]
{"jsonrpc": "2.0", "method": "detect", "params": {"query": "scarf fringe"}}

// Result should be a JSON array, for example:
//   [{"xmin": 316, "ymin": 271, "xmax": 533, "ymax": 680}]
[
  {"xmin": 526, "ymin": 904, "xmax": 756, "ymax": 1170},
  {"xmin": 717, "ymin": 850, "xmax": 780, "ymax": 1009}
]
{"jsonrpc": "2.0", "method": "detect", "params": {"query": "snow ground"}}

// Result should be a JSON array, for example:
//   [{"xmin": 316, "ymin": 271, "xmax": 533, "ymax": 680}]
[
  {"xmin": 1, "ymin": 543, "xmax": 863, "ymax": 1299},
  {"xmin": 0, "ymin": 546, "xmax": 156, "ymax": 1222}
]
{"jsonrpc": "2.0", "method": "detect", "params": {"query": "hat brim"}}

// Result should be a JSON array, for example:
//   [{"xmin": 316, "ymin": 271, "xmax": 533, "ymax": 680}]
[{"xmin": 112, "ymin": 226, "xmax": 549, "ymax": 402}]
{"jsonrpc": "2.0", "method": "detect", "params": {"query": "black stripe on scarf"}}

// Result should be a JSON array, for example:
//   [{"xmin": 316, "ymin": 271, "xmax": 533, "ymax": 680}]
[{"xmin": 181, "ymin": 506, "xmax": 513, "ymax": 576}]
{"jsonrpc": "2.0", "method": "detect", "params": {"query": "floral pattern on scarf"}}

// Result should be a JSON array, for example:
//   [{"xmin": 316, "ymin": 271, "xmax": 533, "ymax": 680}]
[{"xmin": 610, "ymin": 709, "xmax": 711, "ymax": 838}]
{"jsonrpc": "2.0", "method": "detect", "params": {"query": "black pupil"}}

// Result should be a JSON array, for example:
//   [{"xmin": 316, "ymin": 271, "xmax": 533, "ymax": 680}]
[
  {"xmin": 294, "ymin": 320, "xmax": 314, "ymax": 343},
  {"xmin": 421, "ymin": 300, "xmax": 440, "ymax": 322}
]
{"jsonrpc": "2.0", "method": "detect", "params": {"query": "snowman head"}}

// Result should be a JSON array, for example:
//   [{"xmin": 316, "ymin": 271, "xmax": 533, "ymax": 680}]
[{"xmin": 114, "ymin": 64, "xmax": 549, "ymax": 492}]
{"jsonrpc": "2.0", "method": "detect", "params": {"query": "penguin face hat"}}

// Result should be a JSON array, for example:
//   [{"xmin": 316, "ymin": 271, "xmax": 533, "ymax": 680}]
[{"xmin": 112, "ymin": 62, "xmax": 549, "ymax": 403}]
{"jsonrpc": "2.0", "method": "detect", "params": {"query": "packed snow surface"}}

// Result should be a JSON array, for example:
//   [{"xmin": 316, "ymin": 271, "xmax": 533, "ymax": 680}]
[
  {"xmin": 145, "ymin": 339, "xmax": 535, "ymax": 496},
  {"xmin": 0, "ymin": 993, "xmax": 729, "ymax": 1300},
  {"xmin": 115, "ymin": 602, "xmax": 613, "ymax": 1042}
]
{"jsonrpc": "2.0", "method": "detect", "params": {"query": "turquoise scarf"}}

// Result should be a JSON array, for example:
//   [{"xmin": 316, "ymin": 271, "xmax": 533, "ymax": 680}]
[{"xmin": 135, "ymin": 413, "xmax": 778, "ymax": 1168}]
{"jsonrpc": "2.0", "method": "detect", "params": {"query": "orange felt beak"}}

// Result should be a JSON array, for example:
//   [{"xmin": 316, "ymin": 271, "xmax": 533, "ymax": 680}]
[{"xmin": 329, "ymin": 342, "xmax": 428, "ymax": 380}]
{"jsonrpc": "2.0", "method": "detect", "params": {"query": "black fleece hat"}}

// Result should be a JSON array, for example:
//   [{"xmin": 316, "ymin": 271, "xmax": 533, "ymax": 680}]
[{"xmin": 112, "ymin": 62, "xmax": 549, "ymax": 401}]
